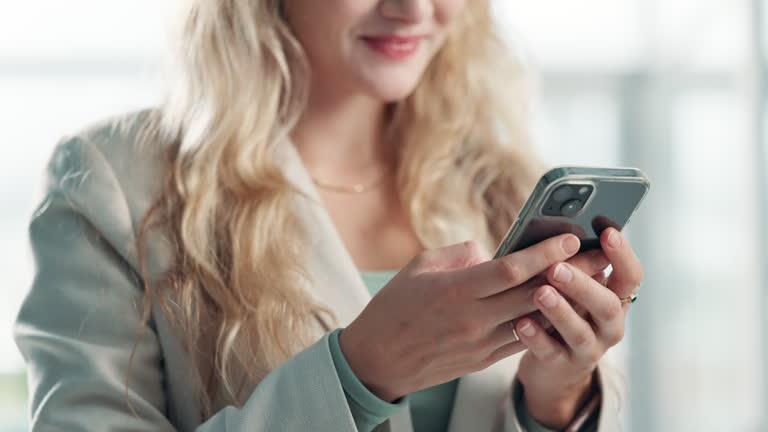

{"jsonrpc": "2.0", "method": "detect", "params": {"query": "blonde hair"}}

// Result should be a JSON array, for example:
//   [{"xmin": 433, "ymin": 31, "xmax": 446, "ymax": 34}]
[{"xmin": 133, "ymin": 0, "xmax": 546, "ymax": 418}]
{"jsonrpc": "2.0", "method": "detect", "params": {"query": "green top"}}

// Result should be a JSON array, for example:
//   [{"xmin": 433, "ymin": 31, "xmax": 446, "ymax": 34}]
[
  {"xmin": 360, "ymin": 270, "xmax": 460, "ymax": 432},
  {"xmin": 328, "ymin": 269, "xmax": 559, "ymax": 432}
]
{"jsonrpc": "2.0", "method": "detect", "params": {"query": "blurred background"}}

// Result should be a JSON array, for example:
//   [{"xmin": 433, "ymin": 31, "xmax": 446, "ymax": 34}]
[{"xmin": 0, "ymin": 0, "xmax": 765, "ymax": 431}]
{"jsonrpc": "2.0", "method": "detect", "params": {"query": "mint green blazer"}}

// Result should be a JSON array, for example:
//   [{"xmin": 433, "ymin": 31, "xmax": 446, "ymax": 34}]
[{"xmin": 14, "ymin": 111, "xmax": 625, "ymax": 431}]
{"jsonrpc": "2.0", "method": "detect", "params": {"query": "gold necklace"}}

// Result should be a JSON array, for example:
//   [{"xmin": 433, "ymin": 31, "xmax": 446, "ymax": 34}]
[{"xmin": 310, "ymin": 169, "xmax": 391, "ymax": 194}]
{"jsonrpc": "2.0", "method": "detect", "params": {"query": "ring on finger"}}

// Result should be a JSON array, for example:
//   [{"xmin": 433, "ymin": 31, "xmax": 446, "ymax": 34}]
[
  {"xmin": 508, "ymin": 320, "xmax": 520, "ymax": 342},
  {"xmin": 620, "ymin": 293, "xmax": 638, "ymax": 305}
]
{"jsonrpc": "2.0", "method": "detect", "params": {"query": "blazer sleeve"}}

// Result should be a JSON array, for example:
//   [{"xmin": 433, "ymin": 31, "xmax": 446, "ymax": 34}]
[
  {"xmin": 14, "ymin": 136, "xmax": 359, "ymax": 431},
  {"xmin": 500, "ymin": 361, "xmax": 625, "ymax": 432}
]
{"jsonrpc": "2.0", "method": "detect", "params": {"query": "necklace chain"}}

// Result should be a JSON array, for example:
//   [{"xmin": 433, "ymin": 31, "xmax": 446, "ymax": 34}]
[{"xmin": 310, "ymin": 169, "xmax": 391, "ymax": 194}]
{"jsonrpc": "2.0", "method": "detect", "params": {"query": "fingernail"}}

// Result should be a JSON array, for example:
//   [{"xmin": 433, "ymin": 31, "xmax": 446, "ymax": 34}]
[
  {"xmin": 563, "ymin": 236, "xmax": 580, "ymax": 254},
  {"xmin": 519, "ymin": 321, "xmax": 536, "ymax": 337},
  {"xmin": 608, "ymin": 230, "xmax": 622, "ymax": 248},
  {"xmin": 538, "ymin": 287, "xmax": 558, "ymax": 308},
  {"xmin": 553, "ymin": 263, "xmax": 573, "ymax": 283},
  {"xmin": 593, "ymin": 254, "xmax": 610, "ymax": 270}
]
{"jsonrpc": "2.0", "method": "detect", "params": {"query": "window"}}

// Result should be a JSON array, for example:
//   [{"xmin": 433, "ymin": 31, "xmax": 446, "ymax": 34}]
[
  {"xmin": 0, "ymin": 2, "xmax": 165, "ymax": 430},
  {"xmin": 497, "ymin": 0, "xmax": 766, "ymax": 430}
]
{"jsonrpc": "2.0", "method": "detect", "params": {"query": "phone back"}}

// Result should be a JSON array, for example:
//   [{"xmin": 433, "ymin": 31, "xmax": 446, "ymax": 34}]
[{"xmin": 493, "ymin": 167, "xmax": 650, "ymax": 258}]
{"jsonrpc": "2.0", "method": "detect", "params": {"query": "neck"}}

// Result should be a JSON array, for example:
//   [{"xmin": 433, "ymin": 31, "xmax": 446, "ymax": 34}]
[{"xmin": 290, "ymin": 85, "xmax": 395, "ymax": 183}]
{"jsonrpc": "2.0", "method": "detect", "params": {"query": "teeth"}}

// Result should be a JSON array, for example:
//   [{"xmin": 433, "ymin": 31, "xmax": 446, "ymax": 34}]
[
  {"xmin": 365, "ymin": 38, "xmax": 420, "ymax": 56},
  {"xmin": 387, "ymin": 42, "xmax": 416, "ymax": 51}
]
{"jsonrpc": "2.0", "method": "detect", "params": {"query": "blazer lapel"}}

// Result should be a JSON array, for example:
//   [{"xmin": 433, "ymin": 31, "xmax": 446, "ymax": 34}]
[
  {"xmin": 279, "ymin": 139, "xmax": 373, "ymax": 328},
  {"xmin": 446, "ymin": 354, "xmax": 522, "ymax": 432},
  {"xmin": 279, "ymin": 139, "xmax": 417, "ymax": 432}
]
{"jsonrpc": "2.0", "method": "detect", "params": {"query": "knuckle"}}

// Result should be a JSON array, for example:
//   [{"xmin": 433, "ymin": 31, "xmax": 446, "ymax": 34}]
[
  {"xmin": 440, "ymin": 279, "xmax": 464, "ymax": 301},
  {"xmin": 542, "ymin": 246, "xmax": 562, "ymax": 268},
  {"xmin": 547, "ymin": 302, "xmax": 569, "ymax": 323},
  {"xmin": 455, "ymin": 318, "xmax": 484, "ymax": 340},
  {"xmin": 587, "ymin": 347, "xmax": 604, "ymax": 364},
  {"xmin": 536, "ymin": 314, "xmax": 554, "ymax": 331},
  {"xmin": 572, "ymin": 330, "xmax": 595, "ymax": 350},
  {"xmin": 463, "ymin": 240, "xmax": 491, "ymax": 266},
  {"xmin": 588, "ymin": 344, "xmax": 607, "ymax": 363},
  {"xmin": 633, "ymin": 265, "xmax": 645, "ymax": 285},
  {"xmin": 560, "ymin": 268, "xmax": 585, "ymax": 292},
  {"xmin": 462, "ymin": 239, "xmax": 479, "ymax": 250},
  {"xmin": 462, "ymin": 240, "xmax": 484, "ymax": 258},
  {"xmin": 498, "ymin": 259, "xmax": 523, "ymax": 285},
  {"xmin": 607, "ymin": 326, "xmax": 625, "ymax": 346},
  {"xmin": 540, "ymin": 349, "xmax": 562, "ymax": 363},
  {"xmin": 603, "ymin": 299, "xmax": 623, "ymax": 322},
  {"xmin": 524, "ymin": 283, "xmax": 541, "ymax": 306},
  {"xmin": 428, "ymin": 279, "xmax": 461, "ymax": 308}
]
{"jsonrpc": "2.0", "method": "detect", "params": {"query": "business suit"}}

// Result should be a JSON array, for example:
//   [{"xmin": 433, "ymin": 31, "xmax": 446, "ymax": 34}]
[{"xmin": 14, "ymin": 110, "xmax": 625, "ymax": 431}]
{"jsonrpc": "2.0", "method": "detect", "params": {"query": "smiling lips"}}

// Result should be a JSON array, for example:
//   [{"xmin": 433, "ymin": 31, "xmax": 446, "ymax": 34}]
[{"xmin": 362, "ymin": 35, "xmax": 425, "ymax": 60}]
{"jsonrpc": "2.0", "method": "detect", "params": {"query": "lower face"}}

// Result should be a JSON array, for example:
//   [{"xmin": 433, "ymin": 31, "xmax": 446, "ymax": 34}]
[{"xmin": 283, "ymin": 0, "xmax": 467, "ymax": 103}]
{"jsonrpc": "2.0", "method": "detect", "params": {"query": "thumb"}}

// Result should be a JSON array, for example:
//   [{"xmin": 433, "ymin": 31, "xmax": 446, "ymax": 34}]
[{"xmin": 408, "ymin": 240, "xmax": 491, "ymax": 274}]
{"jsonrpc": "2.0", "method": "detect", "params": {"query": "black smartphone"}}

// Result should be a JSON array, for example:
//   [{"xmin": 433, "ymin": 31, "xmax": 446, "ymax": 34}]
[{"xmin": 493, "ymin": 167, "xmax": 650, "ymax": 259}]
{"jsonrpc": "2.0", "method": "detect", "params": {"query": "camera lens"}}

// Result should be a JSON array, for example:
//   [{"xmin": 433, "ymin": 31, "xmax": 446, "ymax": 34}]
[
  {"xmin": 552, "ymin": 185, "xmax": 573, "ymax": 202},
  {"xmin": 560, "ymin": 199, "xmax": 583, "ymax": 217}
]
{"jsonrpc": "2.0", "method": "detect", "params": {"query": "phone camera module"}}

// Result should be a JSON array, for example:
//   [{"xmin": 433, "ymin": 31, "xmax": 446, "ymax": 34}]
[
  {"xmin": 552, "ymin": 185, "xmax": 573, "ymax": 202},
  {"xmin": 560, "ymin": 199, "xmax": 583, "ymax": 217},
  {"xmin": 543, "ymin": 183, "xmax": 593, "ymax": 217}
]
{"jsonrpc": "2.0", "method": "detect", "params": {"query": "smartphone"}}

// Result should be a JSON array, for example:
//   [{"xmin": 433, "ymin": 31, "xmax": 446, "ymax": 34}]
[{"xmin": 493, "ymin": 167, "xmax": 650, "ymax": 259}]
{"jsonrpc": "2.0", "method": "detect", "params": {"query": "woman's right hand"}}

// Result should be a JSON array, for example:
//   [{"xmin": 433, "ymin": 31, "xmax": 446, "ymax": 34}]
[{"xmin": 338, "ymin": 234, "xmax": 609, "ymax": 402}]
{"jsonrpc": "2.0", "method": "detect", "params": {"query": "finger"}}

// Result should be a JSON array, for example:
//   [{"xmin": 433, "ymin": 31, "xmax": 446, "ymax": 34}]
[
  {"xmin": 514, "ymin": 317, "xmax": 567, "ymax": 363},
  {"xmin": 482, "ymin": 285, "xmax": 541, "ymax": 326},
  {"xmin": 446, "ymin": 234, "xmax": 581, "ymax": 299},
  {"xmin": 516, "ymin": 250, "xmax": 607, "ymax": 299},
  {"xmin": 485, "ymin": 251, "xmax": 607, "ymax": 326},
  {"xmin": 487, "ymin": 321, "xmax": 528, "ymax": 352},
  {"xmin": 522, "ymin": 311, "xmax": 556, "ymax": 332},
  {"xmin": 532, "ymin": 285, "xmax": 599, "ymax": 360},
  {"xmin": 565, "ymin": 249, "xmax": 611, "ymax": 277},
  {"xmin": 482, "ymin": 340, "xmax": 527, "ymax": 366},
  {"xmin": 546, "ymin": 263, "xmax": 625, "ymax": 342},
  {"xmin": 505, "ymin": 310, "xmax": 556, "ymax": 335},
  {"xmin": 592, "ymin": 270, "xmax": 608, "ymax": 286},
  {"xmin": 517, "ymin": 277, "xmax": 600, "ymax": 338},
  {"xmin": 600, "ymin": 228, "xmax": 643, "ymax": 297},
  {"xmin": 484, "ymin": 279, "xmax": 591, "ymax": 328}
]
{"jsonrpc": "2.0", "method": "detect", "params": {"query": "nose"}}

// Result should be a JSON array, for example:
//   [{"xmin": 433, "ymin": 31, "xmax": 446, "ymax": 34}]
[{"xmin": 379, "ymin": 0, "xmax": 434, "ymax": 23}]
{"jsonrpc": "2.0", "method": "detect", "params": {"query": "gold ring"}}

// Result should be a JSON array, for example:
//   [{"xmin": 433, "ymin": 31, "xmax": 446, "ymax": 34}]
[
  {"xmin": 508, "ymin": 320, "xmax": 520, "ymax": 342},
  {"xmin": 620, "ymin": 293, "xmax": 638, "ymax": 305}
]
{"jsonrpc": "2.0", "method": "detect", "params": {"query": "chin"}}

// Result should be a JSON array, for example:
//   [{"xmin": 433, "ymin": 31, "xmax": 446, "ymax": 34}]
[
  {"xmin": 370, "ymin": 83, "xmax": 420, "ymax": 103},
  {"xmin": 358, "ymin": 71, "xmax": 426, "ymax": 103}
]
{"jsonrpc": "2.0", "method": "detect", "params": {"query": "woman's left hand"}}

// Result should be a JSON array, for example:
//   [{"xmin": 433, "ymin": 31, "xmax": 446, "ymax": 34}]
[{"xmin": 514, "ymin": 228, "xmax": 644, "ymax": 429}]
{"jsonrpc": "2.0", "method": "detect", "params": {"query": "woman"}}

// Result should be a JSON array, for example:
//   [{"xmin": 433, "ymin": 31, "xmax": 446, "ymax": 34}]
[{"xmin": 15, "ymin": 0, "xmax": 642, "ymax": 431}]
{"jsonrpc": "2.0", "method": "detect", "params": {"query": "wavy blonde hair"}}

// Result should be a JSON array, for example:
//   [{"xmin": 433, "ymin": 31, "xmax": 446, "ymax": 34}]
[{"xmin": 133, "ymin": 0, "xmax": 546, "ymax": 418}]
